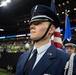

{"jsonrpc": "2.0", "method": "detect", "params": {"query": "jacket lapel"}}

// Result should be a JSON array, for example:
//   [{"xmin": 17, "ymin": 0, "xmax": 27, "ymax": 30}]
[{"xmin": 31, "ymin": 44, "xmax": 57, "ymax": 75}]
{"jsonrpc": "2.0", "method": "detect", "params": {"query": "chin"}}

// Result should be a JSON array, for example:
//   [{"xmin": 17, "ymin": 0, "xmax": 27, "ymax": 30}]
[
  {"xmin": 30, "ymin": 36, "xmax": 38, "ymax": 41},
  {"xmin": 30, "ymin": 37, "xmax": 36, "ymax": 40}
]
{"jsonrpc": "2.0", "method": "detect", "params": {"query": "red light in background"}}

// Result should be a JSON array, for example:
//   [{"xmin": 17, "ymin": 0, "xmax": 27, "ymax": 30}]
[{"xmin": 73, "ymin": 19, "xmax": 76, "ymax": 22}]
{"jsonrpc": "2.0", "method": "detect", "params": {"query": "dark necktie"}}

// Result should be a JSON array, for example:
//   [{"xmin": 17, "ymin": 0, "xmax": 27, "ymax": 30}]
[{"xmin": 25, "ymin": 49, "xmax": 37, "ymax": 75}]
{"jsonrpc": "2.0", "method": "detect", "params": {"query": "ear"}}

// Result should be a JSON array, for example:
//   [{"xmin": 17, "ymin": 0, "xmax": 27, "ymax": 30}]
[{"xmin": 49, "ymin": 25, "xmax": 56, "ymax": 34}]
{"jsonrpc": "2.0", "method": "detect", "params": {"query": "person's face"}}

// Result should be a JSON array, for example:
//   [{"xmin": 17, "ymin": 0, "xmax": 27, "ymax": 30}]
[
  {"xmin": 65, "ymin": 46, "xmax": 76, "ymax": 54},
  {"xmin": 30, "ymin": 21, "xmax": 55, "ymax": 41}
]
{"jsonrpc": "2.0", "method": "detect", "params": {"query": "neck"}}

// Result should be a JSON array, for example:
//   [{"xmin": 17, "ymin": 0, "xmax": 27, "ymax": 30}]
[{"xmin": 34, "ymin": 38, "xmax": 50, "ymax": 48}]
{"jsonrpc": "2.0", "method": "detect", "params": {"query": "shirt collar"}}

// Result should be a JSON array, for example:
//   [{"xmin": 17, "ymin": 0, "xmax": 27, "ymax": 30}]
[{"xmin": 33, "ymin": 42, "xmax": 51, "ymax": 54}]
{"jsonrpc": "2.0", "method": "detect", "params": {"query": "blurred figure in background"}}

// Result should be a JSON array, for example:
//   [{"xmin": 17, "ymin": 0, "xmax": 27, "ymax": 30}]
[
  {"xmin": 25, "ymin": 42, "xmax": 31, "ymax": 51},
  {"xmin": 63, "ymin": 38, "xmax": 76, "ymax": 54}
]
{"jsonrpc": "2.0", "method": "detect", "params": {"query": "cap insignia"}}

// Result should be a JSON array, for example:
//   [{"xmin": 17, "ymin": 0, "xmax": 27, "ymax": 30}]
[
  {"xmin": 67, "ymin": 38, "xmax": 71, "ymax": 42},
  {"xmin": 34, "ymin": 5, "xmax": 38, "ymax": 13}
]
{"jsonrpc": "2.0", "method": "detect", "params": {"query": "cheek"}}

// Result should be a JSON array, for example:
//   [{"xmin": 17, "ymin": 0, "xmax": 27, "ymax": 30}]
[
  {"xmin": 71, "ymin": 49, "xmax": 75, "ymax": 52},
  {"xmin": 37, "ymin": 26, "xmax": 48, "ymax": 33}
]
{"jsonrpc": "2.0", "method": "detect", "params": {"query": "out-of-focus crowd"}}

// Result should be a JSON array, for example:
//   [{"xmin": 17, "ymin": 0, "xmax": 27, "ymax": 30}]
[{"xmin": 0, "ymin": 40, "xmax": 33, "ymax": 53}]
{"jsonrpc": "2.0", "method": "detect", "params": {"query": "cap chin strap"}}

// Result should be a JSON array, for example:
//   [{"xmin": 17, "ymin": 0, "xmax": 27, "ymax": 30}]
[{"xmin": 34, "ymin": 23, "xmax": 52, "ymax": 42}]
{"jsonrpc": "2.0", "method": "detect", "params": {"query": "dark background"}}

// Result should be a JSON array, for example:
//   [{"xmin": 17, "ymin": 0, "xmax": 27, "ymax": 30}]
[{"xmin": 0, "ymin": 0, "xmax": 76, "ymax": 36}]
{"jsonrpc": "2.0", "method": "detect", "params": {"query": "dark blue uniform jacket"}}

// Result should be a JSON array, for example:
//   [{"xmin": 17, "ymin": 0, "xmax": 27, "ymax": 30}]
[{"xmin": 15, "ymin": 44, "xmax": 76, "ymax": 75}]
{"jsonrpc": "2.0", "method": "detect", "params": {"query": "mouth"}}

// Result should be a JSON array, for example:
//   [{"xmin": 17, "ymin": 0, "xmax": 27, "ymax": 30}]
[{"xmin": 30, "ymin": 30, "xmax": 36, "ymax": 34}]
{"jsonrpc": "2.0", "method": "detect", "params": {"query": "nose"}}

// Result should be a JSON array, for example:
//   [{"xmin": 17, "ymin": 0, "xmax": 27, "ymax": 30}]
[
  {"xmin": 67, "ymin": 48, "xmax": 71, "ymax": 53},
  {"xmin": 68, "ymin": 48, "xmax": 71, "ymax": 51},
  {"xmin": 30, "ymin": 24, "xmax": 35, "ymax": 30}
]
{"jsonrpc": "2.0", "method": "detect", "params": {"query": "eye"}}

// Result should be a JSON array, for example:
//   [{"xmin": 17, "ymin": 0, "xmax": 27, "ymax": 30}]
[
  {"xmin": 70, "ymin": 47, "xmax": 75, "ymax": 49},
  {"xmin": 30, "ymin": 21, "xmax": 42, "ymax": 25}
]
